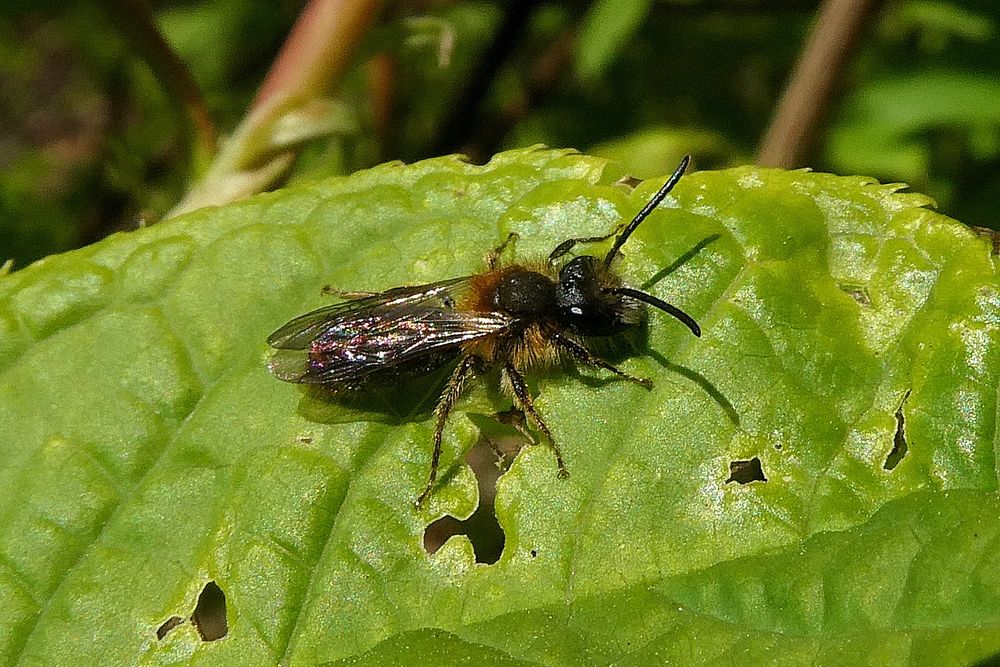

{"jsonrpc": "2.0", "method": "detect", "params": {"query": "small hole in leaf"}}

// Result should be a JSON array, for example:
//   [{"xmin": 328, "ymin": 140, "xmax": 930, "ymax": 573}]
[
  {"xmin": 616, "ymin": 175, "xmax": 643, "ymax": 190},
  {"xmin": 156, "ymin": 616, "xmax": 184, "ymax": 640},
  {"xmin": 884, "ymin": 391, "xmax": 911, "ymax": 471},
  {"xmin": 838, "ymin": 284, "xmax": 872, "ymax": 307},
  {"xmin": 423, "ymin": 436, "xmax": 524, "ymax": 565},
  {"xmin": 727, "ymin": 457, "xmax": 767, "ymax": 484},
  {"xmin": 191, "ymin": 581, "xmax": 228, "ymax": 641},
  {"xmin": 530, "ymin": 549, "xmax": 537, "ymax": 558},
  {"xmin": 424, "ymin": 516, "xmax": 465, "ymax": 554}
]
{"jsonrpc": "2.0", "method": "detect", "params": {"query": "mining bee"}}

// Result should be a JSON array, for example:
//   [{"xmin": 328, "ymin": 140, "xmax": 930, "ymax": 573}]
[{"xmin": 268, "ymin": 156, "xmax": 700, "ymax": 506}]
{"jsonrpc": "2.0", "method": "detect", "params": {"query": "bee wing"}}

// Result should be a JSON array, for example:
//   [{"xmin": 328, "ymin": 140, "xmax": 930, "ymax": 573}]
[
  {"xmin": 267, "ymin": 277, "xmax": 473, "ymax": 350},
  {"xmin": 267, "ymin": 277, "xmax": 512, "ymax": 385}
]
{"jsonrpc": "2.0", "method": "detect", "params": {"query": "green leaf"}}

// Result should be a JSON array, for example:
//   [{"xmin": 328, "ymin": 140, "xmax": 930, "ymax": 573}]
[
  {"xmin": 1, "ymin": 147, "xmax": 998, "ymax": 665},
  {"xmin": 826, "ymin": 71, "xmax": 1000, "ymax": 179},
  {"xmin": 589, "ymin": 126, "xmax": 739, "ymax": 177},
  {"xmin": 574, "ymin": 0, "xmax": 653, "ymax": 81}
]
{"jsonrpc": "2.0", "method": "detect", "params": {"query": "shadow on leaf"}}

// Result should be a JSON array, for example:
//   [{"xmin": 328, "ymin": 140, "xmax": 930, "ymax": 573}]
[
  {"xmin": 647, "ymin": 350, "xmax": 740, "ymax": 427},
  {"xmin": 294, "ymin": 361, "xmax": 457, "ymax": 425},
  {"xmin": 640, "ymin": 233, "xmax": 721, "ymax": 291}
]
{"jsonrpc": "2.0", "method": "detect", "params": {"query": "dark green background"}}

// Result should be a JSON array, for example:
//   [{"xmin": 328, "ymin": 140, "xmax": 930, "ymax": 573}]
[{"xmin": 2, "ymin": 0, "xmax": 999, "ymax": 269}]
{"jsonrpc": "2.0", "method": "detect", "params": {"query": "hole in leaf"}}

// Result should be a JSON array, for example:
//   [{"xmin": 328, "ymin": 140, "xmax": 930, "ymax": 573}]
[
  {"xmin": 617, "ymin": 175, "xmax": 643, "ymax": 190},
  {"xmin": 156, "ymin": 616, "xmax": 184, "ymax": 640},
  {"xmin": 838, "ymin": 283, "xmax": 872, "ymax": 307},
  {"xmin": 423, "ymin": 436, "xmax": 524, "ymax": 564},
  {"xmin": 530, "ymin": 549, "xmax": 537, "ymax": 558},
  {"xmin": 191, "ymin": 581, "xmax": 228, "ymax": 641},
  {"xmin": 884, "ymin": 390, "xmax": 911, "ymax": 471},
  {"xmin": 726, "ymin": 457, "xmax": 767, "ymax": 484}
]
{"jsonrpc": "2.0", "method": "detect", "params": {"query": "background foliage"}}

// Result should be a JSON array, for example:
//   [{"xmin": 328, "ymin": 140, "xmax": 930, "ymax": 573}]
[{"xmin": 2, "ymin": 0, "xmax": 999, "ymax": 269}]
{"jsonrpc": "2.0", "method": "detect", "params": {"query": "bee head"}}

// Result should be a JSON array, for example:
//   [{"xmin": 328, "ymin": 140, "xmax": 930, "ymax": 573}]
[
  {"xmin": 555, "ymin": 256, "xmax": 640, "ymax": 337},
  {"xmin": 551, "ymin": 155, "xmax": 701, "ymax": 339}
]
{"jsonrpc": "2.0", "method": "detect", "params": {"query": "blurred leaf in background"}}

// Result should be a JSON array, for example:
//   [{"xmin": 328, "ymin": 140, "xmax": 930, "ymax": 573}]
[
  {"xmin": 1, "ymin": 0, "xmax": 998, "ymax": 267},
  {"xmin": 0, "ymin": 10, "xmax": 108, "ymax": 267},
  {"xmin": 0, "ymin": 0, "xmax": 296, "ymax": 269}
]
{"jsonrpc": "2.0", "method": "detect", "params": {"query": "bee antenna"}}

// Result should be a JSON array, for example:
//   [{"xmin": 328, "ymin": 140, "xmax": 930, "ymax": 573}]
[
  {"xmin": 604, "ymin": 155, "xmax": 691, "ymax": 268},
  {"xmin": 605, "ymin": 287, "xmax": 701, "ymax": 337}
]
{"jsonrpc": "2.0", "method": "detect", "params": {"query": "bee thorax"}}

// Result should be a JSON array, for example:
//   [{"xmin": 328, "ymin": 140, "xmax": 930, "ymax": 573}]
[{"xmin": 492, "ymin": 268, "xmax": 557, "ymax": 317}]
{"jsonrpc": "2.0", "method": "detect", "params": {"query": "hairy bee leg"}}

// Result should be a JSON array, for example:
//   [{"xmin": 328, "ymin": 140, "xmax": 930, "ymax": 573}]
[
  {"xmin": 551, "ymin": 332, "xmax": 653, "ymax": 389},
  {"xmin": 546, "ymin": 224, "xmax": 626, "ymax": 263},
  {"xmin": 503, "ymin": 363, "xmax": 568, "ymax": 479},
  {"xmin": 417, "ymin": 355, "xmax": 480, "ymax": 508},
  {"xmin": 321, "ymin": 286, "xmax": 378, "ymax": 299},
  {"xmin": 486, "ymin": 232, "xmax": 519, "ymax": 270}
]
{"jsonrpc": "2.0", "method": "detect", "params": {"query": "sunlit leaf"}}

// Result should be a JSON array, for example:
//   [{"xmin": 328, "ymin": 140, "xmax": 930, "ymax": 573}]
[{"xmin": 1, "ymin": 148, "xmax": 998, "ymax": 665}]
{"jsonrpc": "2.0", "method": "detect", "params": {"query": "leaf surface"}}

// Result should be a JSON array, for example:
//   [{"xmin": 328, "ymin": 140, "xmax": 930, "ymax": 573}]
[{"xmin": 1, "ymin": 148, "xmax": 998, "ymax": 665}]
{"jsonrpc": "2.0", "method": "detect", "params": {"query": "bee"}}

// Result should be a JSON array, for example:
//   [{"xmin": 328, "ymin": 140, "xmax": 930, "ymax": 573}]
[{"xmin": 268, "ymin": 156, "xmax": 701, "ymax": 506}]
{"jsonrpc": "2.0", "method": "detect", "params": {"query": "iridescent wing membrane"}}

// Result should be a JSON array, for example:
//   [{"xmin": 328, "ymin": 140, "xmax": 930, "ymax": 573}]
[{"xmin": 268, "ymin": 277, "xmax": 512, "ymax": 385}]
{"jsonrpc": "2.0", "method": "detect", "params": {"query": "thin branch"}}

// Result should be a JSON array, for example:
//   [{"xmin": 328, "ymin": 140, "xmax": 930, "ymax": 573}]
[
  {"xmin": 367, "ymin": 53, "xmax": 396, "ymax": 163},
  {"xmin": 460, "ymin": 26, "xmax": 574, "ymax": 163},
  {"xmin": 757, "ymin": 0, "xmax": 884, "ymax": 168},
  {"xmin": 253, "ymin": 0, "xmax": 380, "ymax": 112}
]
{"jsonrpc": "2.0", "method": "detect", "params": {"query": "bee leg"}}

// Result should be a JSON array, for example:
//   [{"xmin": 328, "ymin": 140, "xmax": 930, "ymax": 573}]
[
  {"xmin": 551, "ymin": 332, "xmax": 653, "ymax": 389},
  {"xmin": 417, "ymin": 355, "xmax": 480, "ymax": 508},
  {"xmin": 486, "ymin": 232, "xmax": 519, "ymax": 270},
  {"xmin": 503, "ymin": 363, "xmax": 568, "ymax": 479},
  {"xmin": 321, "ymin": 286, "xmax": 378, "ymax": 299},
  {"xmin": 546, "ymin": 224, "xmax": 626, "ymax": 263}
]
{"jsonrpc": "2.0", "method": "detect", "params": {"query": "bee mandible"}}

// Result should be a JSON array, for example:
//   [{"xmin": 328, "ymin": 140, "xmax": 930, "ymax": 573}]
[{"xmin": 268, "ymin": 156, "xmax": 701, "ymax": 506}]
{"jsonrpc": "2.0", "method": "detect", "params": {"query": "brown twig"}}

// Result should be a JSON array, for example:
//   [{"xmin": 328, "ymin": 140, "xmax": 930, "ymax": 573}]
[
  {"xmin": 457, "ymin": 25, "xmax": 575, "ymax": 163},
  {"xmin": 757, "ymin": 0, "xmax": 885, "ymax": 168},
  {"xmin": 367, "ymin": 53, "xmax": 396, "ymax": 163},
  {"xmin": 253, "ymin": 0, "xmax": 380, "ymax": 112}
]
